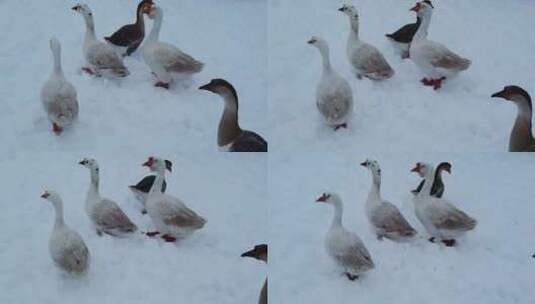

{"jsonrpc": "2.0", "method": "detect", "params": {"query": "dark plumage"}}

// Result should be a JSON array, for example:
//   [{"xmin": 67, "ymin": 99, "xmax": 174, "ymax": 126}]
[
  {"xmin": 199, "ymin": 79, "xmax": 268, "ymax": 152},
  {"xmin": 386, "ymin": 17, "xmax": 421, "ymax": 44},
  {"xmin": 130, "ymin": 175, "xmax": 167, "ymax": 194},
  {"xmin": 104, "ymin": 0, "xmax": 153, "ymax": 56},
  {"xmin": 412, "ymin": 162, "xmax": 452, "ymax": 198}
]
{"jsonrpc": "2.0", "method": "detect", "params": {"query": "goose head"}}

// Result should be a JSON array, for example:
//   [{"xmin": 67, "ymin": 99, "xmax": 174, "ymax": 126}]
[
  {"xmin": 72, "ymin": 3, "xmax": 93, "ymax": 18},
  {"xmin": 199, "ymin": 79, "xmax": 239, "ymax": 103},
  {"xmin": 147, "ymin": 5, "xmax": 162, "ymax": 20},
  {"xmin": 138, "ymin": 0, "xmax": 154, "ymax": 14},
  {"xmin": 241, "ymin": 244, "xmax": 268, "ymax": 263},
  {"xmin": 41, "ymin": 189, "xmax": 61, "ymax": 204},
  {"xmin": 307, "ymin": 36, "xmax": 328, "ymax": 50},
  {"xmin": 142, "ymin": 157, "xmax": 173, "ymax": 173},
  {"xmin": 360, "ymin": 159, "xmax": 381, "ymax": 176},
  {"xmin": 491, "ymin": 85, "xmax": 533, "ymax": 112},
  {"xmin": 338, "ymin": 4, "xmax": 359, "ymax": 20},
  {"xmin": 78, "ymin": 157, "xmax": 99, "ymax": 170},
  {"xmin": 360, "ymin": 159, "xmax": 382, "ymax": 184},
  {"xmin": 410, "ymin": 162, "xmax": 433, "ymax": 178},
  {"xmin": 410, "ymin": 1, "xmax": 433, "ymax": 17},
  {"xmin": 437, "ymin": 162, "xmax": 452, "ymax": 175},
  {"xmin": 315, "ymin": 192, "xmax": 342, "ymax": 206}
]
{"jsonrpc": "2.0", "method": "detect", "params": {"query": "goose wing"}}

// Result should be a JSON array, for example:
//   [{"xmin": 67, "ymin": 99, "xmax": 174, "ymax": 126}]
[
  {"xmin": 87, "ymin": 43, "xmax": 127, "ymax": 70},
  {"xmin": 94, "ymin": 199, "xmax": 137, "ymax": 233},
  {"xmin": 427, "ymin": 200, "xmax": 477, "ymax": 231},
  {"xmin": 153, "ymin": 43, "xmax": 203, "ymax": 73},
  {"xmin": 371, "ymin": 202, "xmax": 416, "ymax": 235}
]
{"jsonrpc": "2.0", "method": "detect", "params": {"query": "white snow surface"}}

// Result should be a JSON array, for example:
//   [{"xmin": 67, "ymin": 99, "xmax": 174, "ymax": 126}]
[
  {"xmin": 0, "ymin": 0, "xmax": 267, "ymax": 303},
  {"xmin": 270, "ymin": 152, "xmax": 535, "ymax": 304},
  {"xmin": 268, "ymin": 0, "xmax": 535, "ymax": 153}
]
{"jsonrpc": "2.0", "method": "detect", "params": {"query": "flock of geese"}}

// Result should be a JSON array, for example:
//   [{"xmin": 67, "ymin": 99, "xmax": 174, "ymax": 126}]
[
  {"xmin": 316, "ymin": 160, "xmax": 477, "ymax": 281},
  {"xmin": 41, "ymin": 156, "xmax": 267, "ymax": 303},
  {"xmin": 38, "ymin": 1, "xmax": 267, "ymax": 303},
  {"xmin": 31, "ymin": 0, "xmax": 532, "ymax": 302},
  {"xmin": 310, "ymin": 1, "xmax": 534, "ymax": 151},
  {"xmin": 41, "ymin": 1, "xmax": 267, "ymax": 152}
]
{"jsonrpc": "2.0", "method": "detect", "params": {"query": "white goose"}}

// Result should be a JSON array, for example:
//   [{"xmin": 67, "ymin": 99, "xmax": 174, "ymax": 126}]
[
  {"xmin": 142, "ymin": 5, "xmax": 204, "ymax": 89},
  {"xmin": 316, "ymin": 193, "xmax": 374, "ymax": 280},
  {"xmin": 411, "ymin": 162, "xmax": 477, "ymax": 246},
  {"xmin": 79, "ymin": 158, "xmax": 137, "ymax": 236},
  {"xmin": 41, "ymin": 190, "xmax": 90, "ymax": 274},
  {"xmin": 40, "ymin": 37, "xmax": 79, "ymax": 135},
  {"xmin": 339, "ymin": 4, "xmax": 394, "ymax": 80},
  {"xmin": 142, "ymin": 157, "xmax": 206, "ymax": 242},
  {"xmin": 308, "ymin": 36, "xmax": 354, "ymax": 130},
  {"xmin": 72, "ymin": 4, "xmax": 129, "ymax": 77},
  {"xmin": 409, "ymin": 1, "xmax": 470, "ymax": 90},
  {"xmin": 361, "ymin": 160, "xmax": 417, "ymax": 241}
]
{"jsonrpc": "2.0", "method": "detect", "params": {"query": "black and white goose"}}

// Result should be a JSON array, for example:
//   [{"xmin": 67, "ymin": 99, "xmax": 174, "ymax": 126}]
[
  {"xmin": 241, "ymin": 244, "xmax": 268, "ymax": 304},
  {"xmin": 104, "ymin": 0, "xmax": 153, "ymax": 56},
  {"xmin": 491, "ymin": 86, "xmax": 535, "ymax": 152},
  {"xmin": 411, "ymin": 162, "xmax": 477, "ymax": 247},
  {"xmin": 409, "ymin": 1, "xmax": 470, "ymax": 90},
  {"xmin": 199, "ymin": 79, "xmax": 268, "ymax": 152},
  {"xmin": 129, "ymin": 170, "xmax": 170, "ymax": 215},
  {"xmin": 412, "ymin": 161, "xmax": 451, "ymax": 197},
  {"xmin": 385, "ymin": 14, "xmax": 422, "ymax": 59}
]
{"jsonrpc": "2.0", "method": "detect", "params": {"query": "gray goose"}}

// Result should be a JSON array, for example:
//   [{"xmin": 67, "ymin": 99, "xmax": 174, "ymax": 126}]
[
  {"xmin": 241, "ymin": 244, "xmax": 267, "ymax": 304},
  {"xmin": 491, "ymin": 86, "xmax": 535, "ymax": 152},
  {"xmin": 199, "ymin": 79, "xmax": 268, "ymax": 152},
  {"xmin": 104, "ymin": 0, "xmax": 153, "ymax": 56}
]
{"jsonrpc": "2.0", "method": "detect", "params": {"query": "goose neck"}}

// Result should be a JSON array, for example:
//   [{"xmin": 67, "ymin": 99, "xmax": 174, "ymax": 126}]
[
  {"xmin": 348, "ymin": 17, "xmax": 360, "ymax": 40},
  {"xmin": 148, "ymin": 168, "xmax": 165, "ymax": 197},
  {"xmin": 419, "ymin": 168, "xmax": 436, "ymax": 197},
  {"xmin": 413, "ymin": 12, "xmax": 431, "ymax": 41},
  {"xmin": 52, "ymin": 46, "xmax": 63, "ymax": 76},
  {"xmin": 511, "ymin": 100, "xmax": 534, "ymax": 149},
  {"xmin": 135, "ymin": 8, "xmax": 145, "ymax": 29},
  {"xmin": 368, "ymin": 177, "xmax": 381, "ymax": 201},
  {"xmin": 84, "ymin": 15, "xmax": 97, "ymax": 41},
  {"xmin": 330, "ymin": 200, "xmax": 343, "ymax": 229},
  {"xmin": 147, "ymin": 12, "xmax": 162, "ymax": 42},
  {"xmin": 51, "ymin": 198, "xmax": 65, "ymax": 227},
  {"xmin": 218, "ymin": 94, "xmax": 242, "ymax": 147},
  {"xmin": 317, "ymin": 43, "xmax": 332, "ymax": 72}
]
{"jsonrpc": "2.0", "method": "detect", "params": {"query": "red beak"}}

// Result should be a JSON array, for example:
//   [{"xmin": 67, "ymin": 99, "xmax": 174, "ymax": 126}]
[
  {"xmin": 410, "ymin": 3, "xmax": 420, "ymax": 12},
  {"xmin": 411, "ymin": 163, "xmax": 423, "ymax": 173},
  {"xmin": 143, "ymin": 157, "xmax": 154, "ymax": 167},
  {"xmin": 316, "ymin": 193, "xmax": 330, "ymax": 202}
]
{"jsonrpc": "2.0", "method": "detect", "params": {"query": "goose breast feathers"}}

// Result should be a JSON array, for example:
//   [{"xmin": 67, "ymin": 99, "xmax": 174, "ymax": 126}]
[
  {"xmin": 326, "ymin": 229, "xmax": 374, "ymax": 273},
  {"xmin": 316, "ymin": 76, "xmax": 353, "ymax": 126},
  {"xmin": 49, "ymin": 227, "xmax": 90, "ymax": 273}
]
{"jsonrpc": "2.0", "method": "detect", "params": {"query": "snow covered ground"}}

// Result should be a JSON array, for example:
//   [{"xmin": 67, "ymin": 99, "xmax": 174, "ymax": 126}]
[
  {"xmin": 268, "ymin": 0, "xmax": 535, "ymax": 153},
  {"xmin": 0, "ymin": 0, "xmax": 267, "ymax": 303},
  {"xmin": 269, "ymin": 152, "xmax": 535, "ymax": 304}
]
